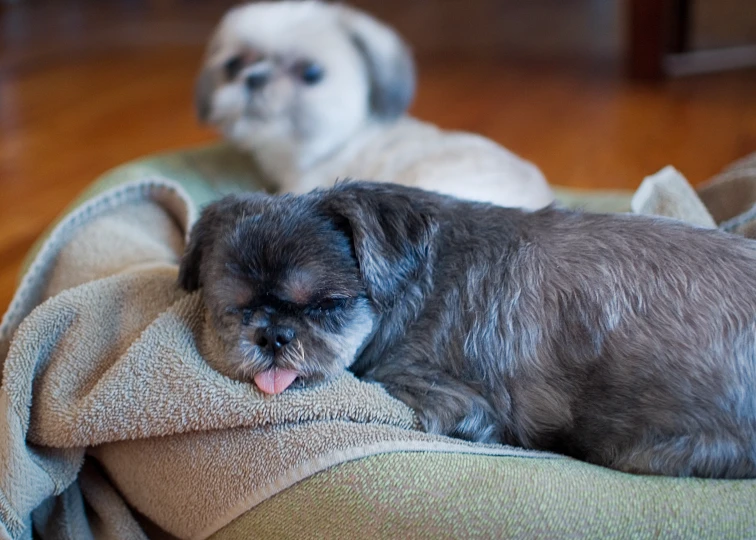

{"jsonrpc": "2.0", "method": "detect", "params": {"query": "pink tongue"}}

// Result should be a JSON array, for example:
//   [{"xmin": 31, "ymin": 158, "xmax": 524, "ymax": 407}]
[{"xmin": 254, "ymin": 368, "xmax": 299, "ymax": 395}]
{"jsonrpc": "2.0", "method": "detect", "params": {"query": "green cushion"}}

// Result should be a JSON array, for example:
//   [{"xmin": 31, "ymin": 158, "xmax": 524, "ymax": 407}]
[
  {"xmin": 212, "ymin": 452, "xmax": 755, "ymax": 539},
  {"xmin": 27, "ymin": 144, "xmax": 752, "ymax": 539}
]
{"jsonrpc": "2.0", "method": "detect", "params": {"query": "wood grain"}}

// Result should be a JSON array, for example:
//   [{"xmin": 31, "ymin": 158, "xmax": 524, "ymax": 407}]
[{"xmin": 1, "ymin": 0, "xmax": 755, "ymax": 313}]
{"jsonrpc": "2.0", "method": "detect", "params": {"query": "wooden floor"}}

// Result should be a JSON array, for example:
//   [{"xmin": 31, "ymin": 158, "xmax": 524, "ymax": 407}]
[{"xmin": 1, "ymin": 0, "xmax": 756, "ymax": 313}]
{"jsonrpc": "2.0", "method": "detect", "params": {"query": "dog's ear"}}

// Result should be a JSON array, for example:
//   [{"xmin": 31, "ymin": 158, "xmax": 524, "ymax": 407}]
[
  {"xmin": 195, "ymin": 30, "xmax": 225, "ymax": 124},
  {"xmin": 178, "ymin": 197, "xmax": 238, "ymax": 291},
  {"xmin": 337, "ymin": 6, "xmax": 416, "ymax": 120},
  {"xmin": 317, "ymin": 182, "xmax": 437, "ymax": 309}
]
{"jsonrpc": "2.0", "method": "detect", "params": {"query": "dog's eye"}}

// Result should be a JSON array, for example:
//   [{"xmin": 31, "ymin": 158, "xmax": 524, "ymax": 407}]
[
  {"xmin": 224, "ymin": 56, "xmax": 244, "ymax": 80},
  {"xmin": 314, "ymin": 297, "xmax": 346, "ymax": 312},
  {"xmin": 297, "ymin": 61, "xmax": 324, "ymax": 85}
]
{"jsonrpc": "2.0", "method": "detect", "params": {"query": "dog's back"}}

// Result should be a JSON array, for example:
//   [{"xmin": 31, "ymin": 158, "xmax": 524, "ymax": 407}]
[
  {"xmin": 507, "ymin": 210, "xmax": 756, "ymax": 477},
  {"xmin": 342, "ymin": 182, "xmax": 756, "ymax": 477}
]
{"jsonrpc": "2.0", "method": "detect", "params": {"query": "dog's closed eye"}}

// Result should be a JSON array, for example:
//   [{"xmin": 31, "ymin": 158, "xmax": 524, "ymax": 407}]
[
  {"xmin": 222, "ymin": 306, "xmax": 253, "ymax": 324},
  {"xmin": 313, "ymin": 296, "xmax": 347, "ymax": 311},
  {"xmin": 304, "ymin": 296, "xmax": 350, "ymax": 318}
]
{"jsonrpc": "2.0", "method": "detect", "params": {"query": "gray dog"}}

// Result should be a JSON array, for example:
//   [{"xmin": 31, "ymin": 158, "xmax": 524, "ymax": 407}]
[{"xmin": 179, "ymin": 181, "xmax": 756, "ymax": 478}]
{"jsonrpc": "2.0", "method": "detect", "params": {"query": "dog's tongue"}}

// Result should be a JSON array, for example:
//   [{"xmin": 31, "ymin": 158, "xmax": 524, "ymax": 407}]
[{"xmin": 254, "ymin": 368, "xmax": 299, "ymax": 395}]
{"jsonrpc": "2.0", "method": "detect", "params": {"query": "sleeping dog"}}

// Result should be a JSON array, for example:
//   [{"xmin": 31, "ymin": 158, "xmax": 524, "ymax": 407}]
[{"xmin": 179, "ymin": 181, "xmax": 756, "ymax": 478}]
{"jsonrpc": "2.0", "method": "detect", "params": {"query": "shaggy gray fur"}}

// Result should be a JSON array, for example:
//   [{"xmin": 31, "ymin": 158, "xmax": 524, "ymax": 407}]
[{"xmin": 180, "ymin": 181, "xmax": 756, "ymax": 478}]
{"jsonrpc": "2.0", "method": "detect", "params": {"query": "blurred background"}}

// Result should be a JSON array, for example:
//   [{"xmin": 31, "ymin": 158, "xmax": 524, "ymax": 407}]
[{"xmin": 0, "ymin": 0, "xmax": 755, "ymax": 312}]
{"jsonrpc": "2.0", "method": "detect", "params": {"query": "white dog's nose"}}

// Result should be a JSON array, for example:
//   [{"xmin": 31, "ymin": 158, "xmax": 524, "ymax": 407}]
[
  {"xmin": 244, "ymin": 60, "xmax": 272, "ymax": 90},
  {"xmin": 245, "ymin": 71, "xmax": 268, "ymax": 90}
]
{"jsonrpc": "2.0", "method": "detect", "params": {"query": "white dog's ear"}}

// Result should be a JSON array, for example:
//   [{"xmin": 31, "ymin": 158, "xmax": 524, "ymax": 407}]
[
  {"xmin": 337, "ymin": 6, "xmax": 416, "ymax": 120},
  {"xmin": 195, "ymin": 67, "xmax": 215, "ymax": 123}
]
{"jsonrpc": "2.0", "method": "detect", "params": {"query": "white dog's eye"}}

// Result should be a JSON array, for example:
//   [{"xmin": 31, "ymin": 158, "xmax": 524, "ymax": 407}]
[
  {"xmin": 296, "ymin": 61, "xmax": 324, "ymax": 85},
  {"xmin": 224, "ymin": 56, "xmax": 244, "ymax": 81}
]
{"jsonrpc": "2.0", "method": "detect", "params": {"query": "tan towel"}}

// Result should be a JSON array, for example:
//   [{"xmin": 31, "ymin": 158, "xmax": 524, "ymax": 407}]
[
  {"xmin": 631, "ymin": 166, "xmax": 717, "ymax": 228},
  {"xmin": 630, "ymin": 156, "xmax": 756, "ymax": 236},
  {"xmin": 698, "ymin": 153, "xmax": 756, "ymax": 238},
  {"xmin": 0, "ymin": 179, "xmax": 550, "ymax": 540}
]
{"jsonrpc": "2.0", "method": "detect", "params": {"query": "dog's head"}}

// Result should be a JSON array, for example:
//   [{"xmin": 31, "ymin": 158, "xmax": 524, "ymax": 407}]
[
  {"xmin": 196, "ymin": 1, "xmax": 415, "ymax": 167},
  {"xmin": 179, "ymin": 182, "xmax": 437, "ymax": 393}
]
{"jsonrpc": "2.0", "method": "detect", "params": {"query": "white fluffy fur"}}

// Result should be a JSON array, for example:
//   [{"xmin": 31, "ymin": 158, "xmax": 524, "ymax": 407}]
[{"xmin": 197, "ymin": 1, "xmax": 554, "ymax": 209}]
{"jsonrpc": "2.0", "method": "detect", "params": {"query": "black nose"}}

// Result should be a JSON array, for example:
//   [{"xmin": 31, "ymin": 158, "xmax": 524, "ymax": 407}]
[
  {"xmin": 256, "ymin": 326, "xmax": 295, "ymax": 352},
  {"xmin": 245, "ymin": 72, "xmax": 268, "ymax": 90}
]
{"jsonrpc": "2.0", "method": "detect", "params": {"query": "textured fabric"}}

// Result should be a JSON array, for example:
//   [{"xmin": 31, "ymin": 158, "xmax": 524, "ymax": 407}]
[
  {"xmin": 19, "ymin": 144, "xmax": 264, "ymax": 277},
  {"xmin": 2, "ymin": 143, "xmax": 756, "ymax": 539},
  {"xmin": 699, "ymin": 153, "xmax": 756, "ymax": 238},
  {"xmin": 631, "ymin": 166, "xmax": 717, "ymax": 228},
  {"xmin": 214, "ymin": 452, "xmax": 756, "ymax": 540},
  {"xmin": 552, "ymin": 187, "xmax": 633, "ymax": 214}
]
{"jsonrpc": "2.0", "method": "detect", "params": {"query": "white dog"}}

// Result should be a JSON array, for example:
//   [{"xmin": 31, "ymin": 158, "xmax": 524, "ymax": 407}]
[{"xmin": 195, "ymin": 1, "xmax": 554, "ymax": 209}]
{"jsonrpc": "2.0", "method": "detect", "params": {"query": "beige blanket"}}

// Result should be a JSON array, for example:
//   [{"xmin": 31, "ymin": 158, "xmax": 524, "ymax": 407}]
[{"xmin": 1, "ymin": 152, "xmax": 755, "ymax": 539}]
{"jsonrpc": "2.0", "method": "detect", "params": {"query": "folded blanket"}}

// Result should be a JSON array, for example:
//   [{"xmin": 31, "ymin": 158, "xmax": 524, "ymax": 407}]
[
  {"xmin": 1, "ymin": 144, "xmax": 755, "ymax": 539},
  {"xmin": 631, "ymin": 166, "xmax": 717, "ymax": 228}
]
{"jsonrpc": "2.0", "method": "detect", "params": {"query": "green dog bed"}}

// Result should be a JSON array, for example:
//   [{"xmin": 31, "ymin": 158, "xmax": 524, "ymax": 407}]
[{"xmin": 3, "ymin": 144, "xmax": 755, "ymax": 540}]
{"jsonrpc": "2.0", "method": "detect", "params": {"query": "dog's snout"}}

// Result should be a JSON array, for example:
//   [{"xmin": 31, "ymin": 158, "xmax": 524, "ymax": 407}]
[
  {"xmin": 245, "ymin": 71, "xmax": 269, "ymax": 90},
  {"xmin": 256, "ymin": 326, "xmax": 295, "ymax": 352}
]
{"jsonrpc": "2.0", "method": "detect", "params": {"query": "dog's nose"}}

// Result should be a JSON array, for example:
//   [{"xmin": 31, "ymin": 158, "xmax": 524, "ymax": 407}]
[
  {"xmin": 256, "ymin": 326, "xmax": 295, "ymax": 352},
  {"xmin": 245, "ymin": 71, "xmax": 269, "ymax": 90}
]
